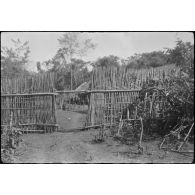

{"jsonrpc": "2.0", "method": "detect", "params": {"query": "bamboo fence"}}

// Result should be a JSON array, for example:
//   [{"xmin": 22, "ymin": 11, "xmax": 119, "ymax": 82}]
[
  {"xmin": 88, "ymin": 64, "xmax": 179, "ymax": 126},
  {"xmin": 1, "ymin": 73, "xmax": 58, "ymax": 131},
  {"xmin": 91, "ymin": 64, "xmax": 179, "ymax": 90},
  {"xmin": 1, "ymin": 93, "xmax": 57, "ymax": 132},
  {"xmin": 1, "ymin": 64, "xmax": 178, "ymax": 131},
  {"xmin": 1, "ymin": 72, "xmax": 55, "ymax": 94},
  {"xmin": 86, "ymin": 90, "xmax": 140, "ymax": 126}
]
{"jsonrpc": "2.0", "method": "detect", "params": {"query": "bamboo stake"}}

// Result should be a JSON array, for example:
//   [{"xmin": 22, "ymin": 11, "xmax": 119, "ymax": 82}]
[
  {"xmin": 177, "ymin": 123, "xmax": 194, "ymax": 151},
  {"xmin": 138, "ymin": 117, "xmax": 144, "ymax": 154}
]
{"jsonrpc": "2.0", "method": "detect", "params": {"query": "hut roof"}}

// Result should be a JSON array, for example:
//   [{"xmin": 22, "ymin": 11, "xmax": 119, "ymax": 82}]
[{"xmin": 75, "ymin": 82, "xmax": 90, "ymax": 91}]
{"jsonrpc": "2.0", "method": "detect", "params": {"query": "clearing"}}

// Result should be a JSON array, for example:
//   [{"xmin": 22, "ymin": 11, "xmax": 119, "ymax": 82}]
[
  {"xmin": 10, "ymin": 110, "xmax": 194, "ymax": 163},
  {"xmin": 13, "ymin": 130, "xmax": 193, "ymax": 163}
]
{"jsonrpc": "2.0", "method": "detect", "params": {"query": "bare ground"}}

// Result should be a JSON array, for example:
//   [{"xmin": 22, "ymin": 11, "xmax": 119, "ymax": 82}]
[
  {"xmin": 11, "ymin": 110, "xmax": 194, "ymax": 163},
  {"xmin": 56, "ymin": 110, "xmax": 87, "ymax": 130},
  {"xmin": 13, "ymin": 130, "xmax": 194, "ymax": 163}
]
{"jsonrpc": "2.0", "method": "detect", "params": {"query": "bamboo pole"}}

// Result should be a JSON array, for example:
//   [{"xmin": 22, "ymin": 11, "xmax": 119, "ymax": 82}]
[{"xmin": 177, "ymin": 123, "xmax": 194, "ymax": 151}]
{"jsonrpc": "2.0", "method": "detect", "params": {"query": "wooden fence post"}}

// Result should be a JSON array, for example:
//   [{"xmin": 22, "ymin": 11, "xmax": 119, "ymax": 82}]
[
  {"xmin": 90, "ymin": 93, "xmax": 95, "ymax": 126},
  {"xmin": 52, "ymin": 94, "xmax": 56, "ymax": 123}
]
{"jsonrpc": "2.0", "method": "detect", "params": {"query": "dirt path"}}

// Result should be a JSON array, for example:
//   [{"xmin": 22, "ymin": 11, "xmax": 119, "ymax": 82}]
[
  {"xmin": 13, "ymin": 130, "xmax": 194, "ymax": 163},
  {"xmin": 56, "ymin": 110, "xmax": 86, "ymax": 130},
  {"xmin": 14, "ymin": 131, "xmax": 125, "ymax": 163}
]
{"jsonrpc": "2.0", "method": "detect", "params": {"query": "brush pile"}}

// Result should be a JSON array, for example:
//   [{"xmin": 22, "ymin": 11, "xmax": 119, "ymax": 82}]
[
  {"xmin": 158, "ymin": 68, "xmax": 194, "ymax": 152},
  {"xmin": 122, "ymin": 66, "xmax": 194, "ymax": 153}
]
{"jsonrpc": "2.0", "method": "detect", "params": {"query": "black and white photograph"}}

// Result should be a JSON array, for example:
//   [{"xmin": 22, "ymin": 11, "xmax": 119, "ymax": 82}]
[
  {"xmin": 1, "ymin": 1, "xmax": 195, "ymax": 195},
  {"xmin": 1, "ymin": 32, "xmax": 194, "ymax": 163}
]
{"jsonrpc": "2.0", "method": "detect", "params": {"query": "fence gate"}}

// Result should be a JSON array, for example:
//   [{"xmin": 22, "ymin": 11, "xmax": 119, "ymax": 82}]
[
  {"xmin": 55, "ymin": 90, "xmax": 141, "ymax": 131},
  {"xmin": 55, "ymin": 91, "xmax": 91, "ymax": 131}
]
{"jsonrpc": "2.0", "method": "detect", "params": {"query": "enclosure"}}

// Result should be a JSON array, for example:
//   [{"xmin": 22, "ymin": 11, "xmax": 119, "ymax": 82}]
[
  {"xmin": 1, "ymin": 65, "xmax": 180, "ymax": 132},
  {"xmin": 1, "ymin": 62, "xmax": 194, "ymax": 164}
]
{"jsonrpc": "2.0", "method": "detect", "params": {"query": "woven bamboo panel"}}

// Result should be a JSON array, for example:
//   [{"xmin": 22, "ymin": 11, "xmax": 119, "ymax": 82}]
[
  {"xmin": 87, "ymin": 90, "xmax": 140, "ymax": 126},
  {"xmin": 1, "ymin": 93, "xmax": 57, "ymax": 131}
]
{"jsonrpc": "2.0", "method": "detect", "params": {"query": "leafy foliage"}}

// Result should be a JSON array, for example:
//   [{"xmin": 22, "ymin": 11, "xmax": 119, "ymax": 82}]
[
  {"xmin": 44, "ymin": 32, "xmax": 96, "ymax": 90},
  {"xmin": 58, "ymin": 33, "xmax": 96, "ymax": 58},
  {"xmin": 50, "ymin": 58, "xmax": 91, "ymax": 90},
  {"xmin": 1, "ymin": 39, "xmax": 30, "ymax": 77},
  {"xmin": 1, "ymin": 126, "xmax": 22, "ymax": 163},
  {"xmin": 125, "ymin": 51, "xmax": 169, "ymax": 69},
  {"xmin": 123, "ymin": 40, "xmax": 194, "ymax": 70},
  {"xmin": 56, "ymin": 32, "xmax": 96, "ymax": 68},
  {"xmin": 164, "ymin": 41, "xmax": 194, "ymax": 122},
  {"xmin": 166, "ymin": 40, "xmax": 194, "ymax": 69},
  {"xmin": 94, "ymin": 55, "xmax": 120, "ymax": 68}
]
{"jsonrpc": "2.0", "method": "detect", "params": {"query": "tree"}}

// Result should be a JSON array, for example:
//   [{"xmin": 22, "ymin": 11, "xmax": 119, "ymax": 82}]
[
  {"xmin": 36, "ymin": 61, "xmax": 42, "ymax": 72},
  {"xmin": 71, "ymin": 58, "xmax": 91, "ymax": 88},
  {"xmin": 125, "ymin": 51, "xmax": 168, "ymax": 69},
  {"xmin": 57, "ymin": 32, "xmax": 96, "ymax": 89},
  {"xmin": 161, "ymin": 40, "xmax": 194, "ymax": 132},
  {"xmin": 49, "ymin": 58, "xmax": 91, "ymax": 90},
  {"xmin": 166, "ymin": 40, "xmax": 194, "ymax": 76},
  {"xmin": 1, "ymin": 39, "xmax": 30, "ymax": 77},
  {"xmin": 94, "ymin": 55, "xmax": 120, "ymax": 68}
]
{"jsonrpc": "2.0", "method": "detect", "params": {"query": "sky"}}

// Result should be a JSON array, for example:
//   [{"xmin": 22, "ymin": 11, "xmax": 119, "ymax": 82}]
[{"xmin": 1, "ymin": 32, "xmax": 194, "ymax": 71}]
